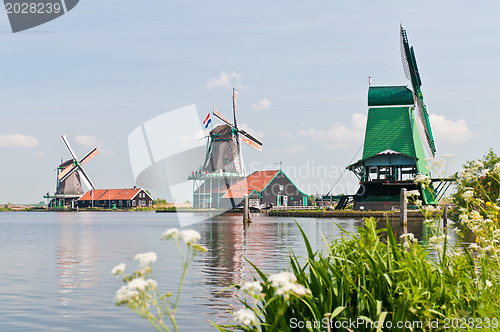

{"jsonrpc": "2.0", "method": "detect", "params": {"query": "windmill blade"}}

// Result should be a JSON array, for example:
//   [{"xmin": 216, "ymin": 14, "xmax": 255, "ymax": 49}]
[
  {"xmin": 61, "ymin": 135, "xmax": 79, "ymax": 161},
  {"xmin": 400, "ymin": 25, "xmax": 436, "ymax": 157},
  {"xmin": 238, "ymin": 129, "xmax": 263, "ymax": 151},
  {"xmin": 77, "ymin": 167, "xmax": 96, "ymax": 190},
  {"xmin": 400, "ymin": 25, "xmax": 422, "ymax": 93},
  {"xmin": 232, "ymin": 88, "xmax": 238, "ymax": 129},
  {"xmin": 414, "ymin": 96, "xmax": 436, "ymax": 156},
  {"xmin": 240, "ymin": 135, "xmax": 263, "ymax": 151},
  {"xmin": 58, "ymin": 164, "xmax": 77, "ymax": 181},
  {"xmin": 79, "ymin": 147, "xmax": 98, "ymax": 166},
  {"xmin": 213, "ymin": 107, "xmax": 234, "ymax": 127}
]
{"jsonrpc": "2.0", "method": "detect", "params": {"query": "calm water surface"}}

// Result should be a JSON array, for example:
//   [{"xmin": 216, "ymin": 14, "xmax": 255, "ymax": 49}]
[{"xmin": 0, "ymin": 212, "xmax": 452, "ymax": 331}]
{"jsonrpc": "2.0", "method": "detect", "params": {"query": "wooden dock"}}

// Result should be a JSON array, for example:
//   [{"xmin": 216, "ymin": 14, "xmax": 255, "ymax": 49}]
[{"xmin": 265, "ymin": 209, "xmax": 425, "ymax": 219}]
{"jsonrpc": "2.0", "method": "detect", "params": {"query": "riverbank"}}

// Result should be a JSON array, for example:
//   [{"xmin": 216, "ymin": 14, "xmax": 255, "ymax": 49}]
[{"xmin": 3, "ymin": 207, "xmax": 431, "ymax": 219}]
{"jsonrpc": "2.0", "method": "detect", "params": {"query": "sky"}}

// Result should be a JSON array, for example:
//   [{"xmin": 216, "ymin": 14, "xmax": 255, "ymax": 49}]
[{"xmin": 0, "ymin": 1, "xmax": 499, "ymax": 204}]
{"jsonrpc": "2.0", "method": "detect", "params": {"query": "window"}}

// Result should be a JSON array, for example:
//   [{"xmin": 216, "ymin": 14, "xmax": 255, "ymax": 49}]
[
  {"xmin": 132, "ymin": 200, "xmax": 136, "ymax": 207},
  {"xmin": 279, "ymin": 185, "xmax": 284, "ymax": 191}
]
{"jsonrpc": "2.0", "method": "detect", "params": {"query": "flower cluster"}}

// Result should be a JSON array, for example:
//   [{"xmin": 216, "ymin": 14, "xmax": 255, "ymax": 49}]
[
  {"xmin": 241, "ymin": 281, "xmax": 263, "ymax": 298},
  {"xmin": 233, "ymin": 308, "xmax": 258, "ymax": 326},
  {"xmin": 161, "ymin": 228, "xmax": 203, "ymax": 246},
  {"xmin": 414, "ymin": 174, "xmax": 431, "ymax": 186},
  {"xmin": 268, "ymin": 272, "xmax": 311, "ymax": 296},
  {"xmin": 115, "ymin": 277, "xmax": 157, "ymax": 305},
  {"xmin": 134, "ymin": 252, "xmax": 157, "ymax": 268}
]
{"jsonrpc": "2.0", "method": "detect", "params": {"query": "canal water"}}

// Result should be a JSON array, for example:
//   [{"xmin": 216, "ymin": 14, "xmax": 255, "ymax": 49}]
[{"xmin": 0, "ymin": 212, "xmax": 453, "ymax": 331}]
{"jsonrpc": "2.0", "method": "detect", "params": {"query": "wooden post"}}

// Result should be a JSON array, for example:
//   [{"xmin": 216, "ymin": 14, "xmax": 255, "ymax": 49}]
[
  {"xmin": 443, "ymin": 203, "xmax": 448, "ymax": 231},
  {"xmin": 243, "ymin": 194, "xmax": 252, "ymax": 223},
  {"xmin": 400, "ymin": 188, "xmax": 408, "ymax": 241}
]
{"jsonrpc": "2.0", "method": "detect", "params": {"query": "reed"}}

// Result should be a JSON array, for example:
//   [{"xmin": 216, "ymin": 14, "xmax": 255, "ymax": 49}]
[{"xmin": 214, "ymin": 217, "xmax": 500, "ymax": 331}]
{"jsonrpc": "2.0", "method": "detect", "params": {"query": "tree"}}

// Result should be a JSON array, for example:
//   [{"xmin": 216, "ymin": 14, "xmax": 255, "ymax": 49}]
[{"xmin": 452, "ymin": 149, "xmax": 500, "ymax": 216}]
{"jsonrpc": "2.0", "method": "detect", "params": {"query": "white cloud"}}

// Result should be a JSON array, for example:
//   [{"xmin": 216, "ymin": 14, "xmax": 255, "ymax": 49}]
[
  {"xmin": 206, "ymin": 71, "xmax": 242, "ymax": 89},
  {"xmin": 75, "ymin": 135, "xmax": 114, "ymax": 156},
  {"xmin": 75, "ymin": 135, "xmax": 99, "ymax": 147},
  {"xmin": 251, "ymin": 98, "xmax": 272, "ymax": 111},
  {"xmin": 429, "ymin": 114, "xmax": 475, "ymax": 142},
  {"xmin": 0, "ymin": 134, "xmax": 38, "ymax": 148},
  {"xmin": 299, "ymin": 113, "xmax": 366, "ymax": 150},
  {"xmin": 239, "ymin": 123, "xmax": 264, "ymax": 139},
  {"xmin": 286, "ymin": 144, "xmax": 307, "ymax": 154}
]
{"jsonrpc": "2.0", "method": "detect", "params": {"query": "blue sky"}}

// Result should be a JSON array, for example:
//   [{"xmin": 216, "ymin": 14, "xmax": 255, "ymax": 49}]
[{"xmin": 0, "ymin": 1, "xmax": 499, "ymax": 203}]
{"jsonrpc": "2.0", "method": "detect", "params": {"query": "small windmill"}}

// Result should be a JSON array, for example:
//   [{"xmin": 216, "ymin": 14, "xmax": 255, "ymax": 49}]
[
  {"xmin": 203, "ymin": 88, "xmax": 263, "ymax": 173},
  {"xmin": 55, "ymin": 135, "xmax": 98, "ymax": 196}
]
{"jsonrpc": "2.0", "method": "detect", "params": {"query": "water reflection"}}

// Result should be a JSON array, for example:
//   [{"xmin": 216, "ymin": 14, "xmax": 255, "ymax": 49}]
[{"xmin": 56, "ymin": 213, "xmax": 97, "ymax": 307}]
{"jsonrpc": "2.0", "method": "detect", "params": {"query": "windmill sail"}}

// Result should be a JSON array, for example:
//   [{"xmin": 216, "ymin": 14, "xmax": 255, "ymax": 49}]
[
  {"xmin": 202, "ymin": 90, "xmax": 263, "ymax": 173},
  {"xmin": 400, "ymin": 25, "xmax": 436, "ymax": 157},
  {"xmin": 57, "ymin": 135, "xmax": 98, "ymax": 190}
]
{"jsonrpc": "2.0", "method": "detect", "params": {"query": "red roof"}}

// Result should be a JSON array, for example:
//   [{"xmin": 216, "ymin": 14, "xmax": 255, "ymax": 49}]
[
  {"xmin": 77, "ymin": 188, "xmax": 148, "ymax": 201},
  {"xmin": 221, "ymin": 170, "xmax": 279, "ymax": 199}
]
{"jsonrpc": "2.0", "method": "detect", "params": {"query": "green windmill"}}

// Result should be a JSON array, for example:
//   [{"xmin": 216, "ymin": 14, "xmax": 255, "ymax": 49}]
[{"xmin": 347, "ymin": 25, "xmax": 441, "ymax": 211}]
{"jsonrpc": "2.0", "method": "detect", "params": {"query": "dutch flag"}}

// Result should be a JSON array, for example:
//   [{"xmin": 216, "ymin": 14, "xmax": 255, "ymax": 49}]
[{"xmin": 203, "ymin": 113, "xmax": 211, "ymax": 129}]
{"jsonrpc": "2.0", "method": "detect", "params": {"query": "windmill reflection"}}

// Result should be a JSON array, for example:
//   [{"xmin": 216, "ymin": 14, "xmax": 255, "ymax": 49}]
[{"xmin": 55, "ymin": 214, "xmax": 96, "ymax": 306}]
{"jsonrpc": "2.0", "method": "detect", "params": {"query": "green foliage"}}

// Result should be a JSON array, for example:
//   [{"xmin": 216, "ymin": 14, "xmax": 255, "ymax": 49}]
[
  {"xmin": 452, "ymin": 149, "xmax": 500, "ymax": 218},
  {"xmin": 215, "ymin": 217, "xmax": 500, "ymax": 331}
]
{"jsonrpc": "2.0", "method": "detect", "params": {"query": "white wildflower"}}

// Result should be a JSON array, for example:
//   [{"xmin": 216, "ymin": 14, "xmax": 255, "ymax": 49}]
[
  {"xmin": 269, "ymin": 272, "xmax": 296, "ymax": 287},
  {"xmin": 423, "ymin": 205, "xmax": 437, "ymax": 214},
  {"xmin": 486, "ymin": 280, "xmax": 493, "ymax": 288},
  {"xmin": 462, "ymin": 190, "xmax": 474, "ymax": 202},
  {"xmin": 406, "ymin": 190, "xmax": 420, "ymax": 197},
  {"xmin": 469, "ymin": 243, "xmax": 480, "ymax": 250},
  {"xmin": 179, "ymin": 230, "xmax": 201, "ymax": 244},
  {"xmin": 268, "ymin": 272, "xmax": 311, "ymax": 296},
  {"xmin": 458, "ymin": 169, "xmax": 474, "ymax": 181},
  {"xmin": 473, "ymin": 161, "xmax": 484, "ymax": 169},
  {"xmin": 414, "ymin": 199, "xmax": 422, "ymax": 206},
  {"xmin": 479, "ymin": 169, "xmax": 490, "ymax": 178},
  {"xmin": 483, "ymin": 245, "xmax": 494, "ymax": 252},
  {"xmin": 431, "ymin": 159, "xmax": 444, "ymax": 168},
  {"xmin": 115, "ymin": 284, "xmax": 139, "ymax": 304},
  {"xmin": 234, "ymin": 308, "xmax": 258, "ymax": 326},
  {"xmin": 241, "ymin": 281, "xmax": 263, "ymax": 296},
  {"xmin": 161, "ymin": 228, "xmax": 179, "ymax": 240},
  {"xmin": 134, "ymin": 252, "xmax": 157, "ymax": 268},
  {"xmin": 459, "ymin": 214, "xmax": 469, "ymax": 223},
  {"xmin": 114, "ymin": 277, "xmax": 157, "ymax": 305},
  {"xmin": 111, "ymin": 263, "xmax": 126, "ymax": 275},
  {"xmin": 494, "ymin": 162, "xmax": 500, "ymax": 174},
  {"xmin": 414, "ymin": 174, "xmax": 431, "ymax": 186},
  {"xmin": 400, "ymin": 233, "xmax": 416, "ymax": 243},
  {"xmin": 128, "ymin": 277, "xmax": 149, "ymax": 291}
]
